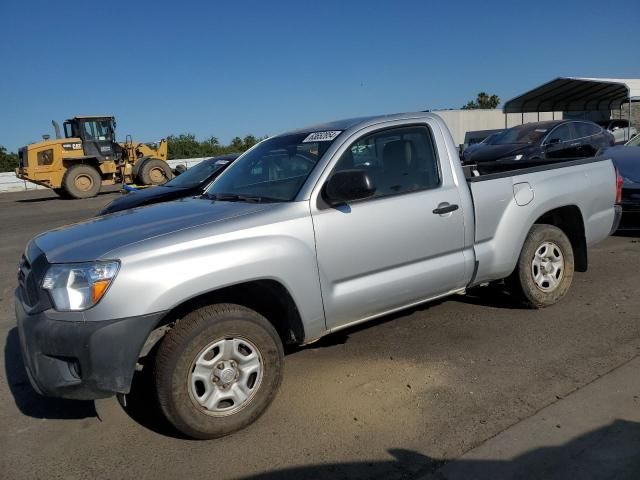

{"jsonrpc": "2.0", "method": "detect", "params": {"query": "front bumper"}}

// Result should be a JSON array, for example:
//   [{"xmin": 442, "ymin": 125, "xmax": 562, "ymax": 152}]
[{"xmin": 16, "ymin": 288, "xmax": 164, "ymax": 400}]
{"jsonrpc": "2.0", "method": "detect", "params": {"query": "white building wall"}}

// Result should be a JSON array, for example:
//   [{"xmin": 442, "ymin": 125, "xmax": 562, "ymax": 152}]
[{"xmin": 433, "ymin": 109, "xmax": 562, "ymax": 146}]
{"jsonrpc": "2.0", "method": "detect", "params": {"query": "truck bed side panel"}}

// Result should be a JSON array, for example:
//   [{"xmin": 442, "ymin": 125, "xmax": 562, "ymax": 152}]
[{"xmin": 470, "ymin": 159, "xmax": 616, "ymax": 285}]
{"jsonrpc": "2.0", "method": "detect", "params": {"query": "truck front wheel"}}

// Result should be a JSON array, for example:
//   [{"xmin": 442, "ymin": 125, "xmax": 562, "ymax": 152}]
[
  {"xmin": 154, "ymin": 304, "xmax": 284, "ymax": 439},
  {"xmin": 508, "ymin": 224, "xmax": 575, "ymax": 308},
  {"xmin": 62, "ymin": 164, "xmax": 102, "ymax": 199}
]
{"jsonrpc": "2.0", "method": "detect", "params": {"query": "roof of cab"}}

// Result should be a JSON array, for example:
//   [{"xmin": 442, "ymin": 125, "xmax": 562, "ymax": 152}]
[
  {"xmin": 283, "ymin": 111, "xmax": 438, "ymax": 136},
  {"xmin": 66, "ymin": 116, "xmax": 115, "ymax": 121}
]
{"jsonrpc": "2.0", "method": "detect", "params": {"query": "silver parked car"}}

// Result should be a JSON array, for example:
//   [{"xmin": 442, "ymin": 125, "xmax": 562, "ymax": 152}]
[
  {"xmin": 16, "ymin": 112, "xmax": 621, "ymax": 439},
  {"xmin": 596, "ymin": 119, "xmax": 637, "ymax": 144}
]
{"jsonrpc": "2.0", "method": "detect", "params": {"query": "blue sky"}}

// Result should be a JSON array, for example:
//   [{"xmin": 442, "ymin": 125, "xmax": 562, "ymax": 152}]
[{"xmin": 1, "ymin": 0, "xmax": 638, "ymax": 152}]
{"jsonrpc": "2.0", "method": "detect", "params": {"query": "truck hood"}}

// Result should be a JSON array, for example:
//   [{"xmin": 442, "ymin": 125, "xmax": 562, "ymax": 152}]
[
  {"xmin": 34, "ymin": 198, "xmax": 273, "ymax": 263},
  {"xmin": 465, "ymin": 144, "xmax": 531, "ymax": 163}
]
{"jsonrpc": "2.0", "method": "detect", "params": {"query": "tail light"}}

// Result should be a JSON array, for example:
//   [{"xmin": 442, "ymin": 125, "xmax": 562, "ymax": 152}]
[{"xmin": 615, "ymin": 168, "xmax": 623, "ymax": 204}]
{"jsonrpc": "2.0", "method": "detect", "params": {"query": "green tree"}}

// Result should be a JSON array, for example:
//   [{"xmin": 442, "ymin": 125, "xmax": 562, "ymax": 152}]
[
  {"xmin": 462, "ymin": 92, "xmax": 501, "ymax": 110},
  {"xmin": 0, "ymin": 145, "xmax": 19, "ymax": 172},
  {"xmin": 167, "ymin": 133, "xmax": 266, "ymax": 159},
  {"xmin": 230, "ymin": 136, "xmax": 244, "ymax": 152},
  {"xmin": 241, "ymin": 135, "xmax": 258, "ymax": 151}
]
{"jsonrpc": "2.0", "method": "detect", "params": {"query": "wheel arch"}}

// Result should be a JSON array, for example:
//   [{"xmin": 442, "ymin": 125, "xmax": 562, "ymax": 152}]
[
  {"xmin": 140, "ymin": 279, "xmax": 307, "ymax": 358},
  {"xmin": 533, "ymin": 205, "xmax": 587, "ymax": 272},
  {"xmin": 62, "ymin": 157, "xmax": 101, "ymax": 171}
]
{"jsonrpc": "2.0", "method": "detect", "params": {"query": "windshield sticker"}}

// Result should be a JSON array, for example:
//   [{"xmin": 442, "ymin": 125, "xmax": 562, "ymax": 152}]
[
  {"xmin": 535, "ymin": 129, "xmax": 548, "ymax": 132},
  {"xmin": 215, "ymin": 160, "xmax": 230, "ymax": 165},
  {"xmin": 302, "ymin": 131, "xmax": 342, "ymax": 143}
]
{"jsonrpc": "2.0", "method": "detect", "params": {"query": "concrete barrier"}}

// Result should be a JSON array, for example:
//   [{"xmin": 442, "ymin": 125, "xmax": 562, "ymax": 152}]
[{"xmin": 0, "ymin": 158, "xmax": 207, "ymax": 193}]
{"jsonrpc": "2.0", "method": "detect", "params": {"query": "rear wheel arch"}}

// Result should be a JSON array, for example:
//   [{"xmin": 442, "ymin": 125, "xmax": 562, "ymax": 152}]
[{"xmin": 532, "ymin": 205, "xmax": 587, "ymax": 272}]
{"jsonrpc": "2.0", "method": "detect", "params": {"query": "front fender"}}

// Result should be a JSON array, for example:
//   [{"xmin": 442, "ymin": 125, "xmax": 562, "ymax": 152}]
[{"xmin": 85, "ymin": 203, "xmax": 327, "ymax": 340}]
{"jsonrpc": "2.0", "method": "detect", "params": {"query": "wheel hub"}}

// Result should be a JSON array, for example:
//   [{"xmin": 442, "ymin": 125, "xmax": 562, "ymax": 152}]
[
  {"xmin": 75, "ymin": 174, "xmax": 93, "ymax": 191},
  {"xmin": 217, "ymin": 365, "xmax": 237, "ymax": 385},
  {"xmin": 188, "ymin": 337, "xmax": 263, "ymax": 417},
  {"xmin": 531, "ymin": 241, "xmax": 564, "ymax": 292},
  {"xmin": 149, "ymin": 168, "xmax": 165, "ymax": 184}
]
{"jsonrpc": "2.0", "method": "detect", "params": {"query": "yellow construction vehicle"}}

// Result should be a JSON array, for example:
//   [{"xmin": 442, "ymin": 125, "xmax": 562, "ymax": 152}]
[{"xmin": 15, "ymin": 116, "xmax": 172, "ymax": 198}]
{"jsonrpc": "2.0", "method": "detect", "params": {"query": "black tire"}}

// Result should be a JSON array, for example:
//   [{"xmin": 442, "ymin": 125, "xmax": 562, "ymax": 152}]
[
  {"xmin": 154, "ymin": 304, "xmax": 284, "ymax": 439},
  {"xmin": 62, "ymin": 164, "xmax": 101, "ymax": 199},
  {"xmin": 508, "ymin": 224, "xmax": 574, "ymax": 308},
  {"xmin": 138, "ymin": 159, "xmax": 173, "ymax": 185}
]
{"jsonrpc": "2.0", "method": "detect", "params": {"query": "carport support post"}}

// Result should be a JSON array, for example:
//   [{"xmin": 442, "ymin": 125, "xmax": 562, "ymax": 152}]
[{"xmin": 629, "ymin": 97, "xmax": 633, "ymax": 142}]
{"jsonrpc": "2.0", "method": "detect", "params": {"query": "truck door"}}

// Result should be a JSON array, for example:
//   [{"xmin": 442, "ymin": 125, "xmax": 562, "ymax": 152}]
[
  {"xmin": 310, "ymin": 124, "xmax": 468, "ymax": 330},
  {"xmin": 78, "ymin": 119, "xmax": 117, "ymax": 162}
]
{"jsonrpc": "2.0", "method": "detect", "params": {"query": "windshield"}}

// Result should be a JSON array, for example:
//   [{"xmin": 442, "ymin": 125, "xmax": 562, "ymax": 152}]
[
  {"xmin": 165, "ymin": 158, "xmax": 232, "ymax": 188},
  {"xmin": 492, "ymin": 124, "xmax": 551, "ymax": 145},
  {"xmin": 481, "ymin": 132, "xmax": 502, "ymax": 145},
  {"xmin": 204, "ymin": 132, "xmax": 340, "ymax": 202}
]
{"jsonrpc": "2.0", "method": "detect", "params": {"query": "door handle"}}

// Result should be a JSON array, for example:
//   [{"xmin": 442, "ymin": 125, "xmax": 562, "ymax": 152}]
[{"xmin": 432, "ymin": 203, "xmax": 459, "ymax": 215}]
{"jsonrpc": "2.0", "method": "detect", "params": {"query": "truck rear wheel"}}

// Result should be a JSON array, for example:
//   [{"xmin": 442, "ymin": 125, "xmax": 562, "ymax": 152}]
[
  {"xmin": 508, "ymin": 224, "xmax": 574, "ymax": 308},
  {"xmin": 154, "ymin": 304, "xmax": 284, "ymax": 439},
  {"xmin": 138, "ymin": 159, "xmax": 173, "ymax": 185},
  {"xmin": 62, "ymin": 164, "xmax": 102, "ymax": 199}
]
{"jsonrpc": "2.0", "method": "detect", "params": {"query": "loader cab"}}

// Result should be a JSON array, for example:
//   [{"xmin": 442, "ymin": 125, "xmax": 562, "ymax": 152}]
[{"xmin": 63, "ymin": 116, "xmax": 120, "ymax": 162}]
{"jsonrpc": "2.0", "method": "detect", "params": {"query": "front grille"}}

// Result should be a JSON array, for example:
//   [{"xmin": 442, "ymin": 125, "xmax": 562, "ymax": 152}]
[
  {"xmin": 18, "ymin": 243, "xmax": 51, "ymax": 311},
  {"xmin": 621, "ymin": 188, "xmax": 640, "ymax": 205},
  {"xmin": 18, "ymin": 255, "xmax": 39, "ymax": 307}
]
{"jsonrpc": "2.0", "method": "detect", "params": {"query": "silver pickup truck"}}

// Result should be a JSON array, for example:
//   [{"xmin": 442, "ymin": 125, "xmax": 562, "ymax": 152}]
[{"xmin": 16, "ymin": 112, "xmax": 622, "ymax": 439}]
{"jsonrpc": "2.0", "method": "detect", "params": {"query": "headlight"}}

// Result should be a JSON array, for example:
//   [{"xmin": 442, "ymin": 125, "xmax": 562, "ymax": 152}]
[
  {"xmin": 514, "ymin": 154, "xmax": 524, "ymax": 161},
  {"xmin": 42, "ymin": 261, "xmax": 119, "ymax": 311}
]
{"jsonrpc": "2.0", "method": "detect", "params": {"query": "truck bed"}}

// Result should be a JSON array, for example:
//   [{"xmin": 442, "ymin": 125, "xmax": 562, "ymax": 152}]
[{"xmin": 465, "ymin": 156, "xmax": 616, "ymax": 286}]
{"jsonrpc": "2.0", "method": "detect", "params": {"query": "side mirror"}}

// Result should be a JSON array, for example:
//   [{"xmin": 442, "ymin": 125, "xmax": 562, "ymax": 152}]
[
  {"xmin": 612, "ymin": 126, "xmax": 620, "ymax": 131},
  {"xmin": 173, "ymin": 164, "xmax": 187, "ymax": 176},
  {"xmin": 324, "ymin": 169, "xmax": 375, "ymax": 205}
]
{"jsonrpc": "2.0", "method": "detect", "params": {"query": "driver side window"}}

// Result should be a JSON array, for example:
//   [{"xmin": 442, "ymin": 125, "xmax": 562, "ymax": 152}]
[{"xmin": 333, "ymin": 125, "xmax": 440, "ymax": 199}]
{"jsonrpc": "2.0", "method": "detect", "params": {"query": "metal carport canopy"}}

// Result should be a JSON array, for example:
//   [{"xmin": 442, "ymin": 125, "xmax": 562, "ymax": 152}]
[{"xmin": 503, "ymin": 77, "xmax": 640, "ymax": 113}]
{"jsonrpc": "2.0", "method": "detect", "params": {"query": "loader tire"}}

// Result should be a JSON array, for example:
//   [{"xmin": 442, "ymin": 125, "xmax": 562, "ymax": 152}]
[
  {"xmin": 62, "ymin": 164, "xmax": 102, "ymax": 199},
  {"xmin": 138, "ymin": 159, "xmax": 173, "ymax": 186}
]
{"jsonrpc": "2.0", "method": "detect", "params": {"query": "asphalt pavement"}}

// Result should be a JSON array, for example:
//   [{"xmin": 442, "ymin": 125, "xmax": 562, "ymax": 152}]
[{"xmin": 0, "ymin": 188, "xmax": 639, "ymax": 479}]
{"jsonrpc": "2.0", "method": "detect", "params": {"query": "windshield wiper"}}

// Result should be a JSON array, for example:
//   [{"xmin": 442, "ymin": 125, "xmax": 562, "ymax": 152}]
[{"xmin": 200, "ymin": 192, "xmax": 279, "ymax": 203}]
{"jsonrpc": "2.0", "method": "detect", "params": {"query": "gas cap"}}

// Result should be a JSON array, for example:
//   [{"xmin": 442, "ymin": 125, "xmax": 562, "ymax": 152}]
[{"xmin": 513, "ymin": 182, "xmax": 534, "ymax": 206}]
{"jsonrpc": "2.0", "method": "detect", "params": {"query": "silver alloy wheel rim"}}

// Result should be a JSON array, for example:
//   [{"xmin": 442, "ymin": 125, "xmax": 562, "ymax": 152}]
[
  {"xmin": 531, "ymin": 241, "xmax": 564, "ymax": 292},
  {"xmin": 188, "ymin": 336, "xmax": 263, "ymax": 417}
]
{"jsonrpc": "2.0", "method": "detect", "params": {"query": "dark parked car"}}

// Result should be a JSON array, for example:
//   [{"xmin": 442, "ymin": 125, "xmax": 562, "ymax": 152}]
[
  {"xmin": 602, "ymin": 134, "xmax": 640, "ymax": 230},
  {"xmin": 99, "ymin": 154, "xmax": 240, "ymax": 215},
  {"xmin": 462, "ymin": 120, "xmax": 614, "ymax": 174},
  {"xmin": 462, "ymin": 130, "xmax": 504, "ymax": 157}
]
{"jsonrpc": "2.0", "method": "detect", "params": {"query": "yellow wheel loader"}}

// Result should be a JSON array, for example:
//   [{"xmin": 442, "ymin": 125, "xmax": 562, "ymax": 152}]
[{"xmin": 15, "ymin": 116, "xmax": 171, "ymax": 199}]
